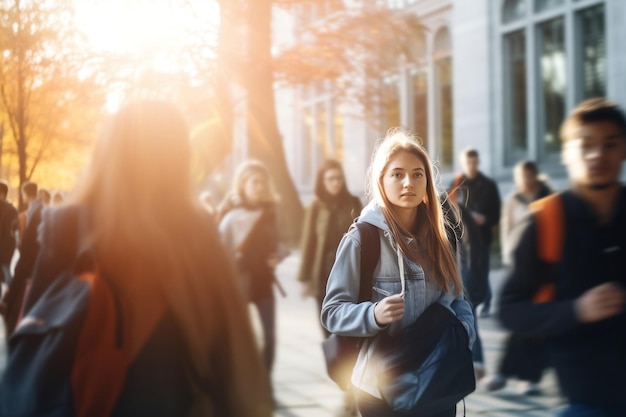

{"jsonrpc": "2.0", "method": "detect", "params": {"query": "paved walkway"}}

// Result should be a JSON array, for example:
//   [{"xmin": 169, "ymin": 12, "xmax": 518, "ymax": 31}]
[
  {"xmin": 0, "ymin": 253, "xmax": 566, "ymax": 416},
  {"xmin": 270, "ymin": 254, "xmax": 566, "ymax": 417}
]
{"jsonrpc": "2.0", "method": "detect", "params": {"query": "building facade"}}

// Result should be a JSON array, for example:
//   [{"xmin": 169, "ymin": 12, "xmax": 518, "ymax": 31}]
[{"xmin": 275, "ymin": 0, "xmax": 625, "ymax": 202}]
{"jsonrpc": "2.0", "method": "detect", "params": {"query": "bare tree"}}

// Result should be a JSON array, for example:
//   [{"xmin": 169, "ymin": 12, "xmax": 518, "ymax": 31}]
[{"xmin": 0, "ymin": 0, "xmax": 105, "ymax": 207}]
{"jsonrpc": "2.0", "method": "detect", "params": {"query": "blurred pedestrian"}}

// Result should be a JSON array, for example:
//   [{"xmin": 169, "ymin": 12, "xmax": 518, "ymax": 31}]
[
  {"xmin": 52, "ymin": 191, "xmax": 65, "ymax": 206},
  {"xmin": 298, "ymin": 159, "xmax": 362, "ymax": 415},
  {"xmin": 0, "ymin": 180, "xmax": 17, "ymax": 298},
  {"xmin": 8, "ymin": 100, "xmax": 272, "ymax": 416},
  {"xmin": 499, "ymin": 98, "xmax": 626, "ymax": 416},
  {"xmin": 298, "ymin": 159, "xmax": 362, "ymax": 336},
  {"xmin": 321, "ymin": 130, "xmax": 475, "ymax": 417},
  {"xmin": 2, "ymin": 180, "xmax": 43, "ymax": 335},
  {"xmin": 481, "ymin": 160, "xmax": 552, "ymax": 394},
  {"xmin": 450, "ymin": 148, "xmax": 501, "ymax": 324},
  {"xmin": 217, "ymin": 160, "xmax": 284, "ymax": 399},
  {"xmin": 38, "ymin": 188, "xmax": 51, "ymax": 207},
  {"xmin": 449, "ymin": 148, "xmax": 500, "ymax": 380}
]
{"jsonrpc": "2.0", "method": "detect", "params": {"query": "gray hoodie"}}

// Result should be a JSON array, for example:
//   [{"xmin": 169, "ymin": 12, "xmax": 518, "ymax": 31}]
[{"xmin": 321, "ymin": 201, "xmax": 476, "ymax": 398}]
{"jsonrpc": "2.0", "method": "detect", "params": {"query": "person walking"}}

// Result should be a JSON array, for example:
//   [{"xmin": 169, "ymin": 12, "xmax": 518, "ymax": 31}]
[
  {"xmin": 2, "ymin": 180, "xmax": 44, "ymax": 335},
  {"xmin": 5, "ymin": 100, "xmax": 273, "ymax": 416},
  {"xmin": 499, "ymin": 98, "xmax": 626, "ymax": 416},
  {"xmin": 481, "ymin": 160, "xmax": 552, "ymax": 394},
  {"xmin": 450, "ymin": 149, "xmax": 501, "ymax": 316},
  {"xmin": 217, "ymin": 160, "xmax": 283, "ymax": 399},
  {"xmin": 298, "ymin": 159, "xmax": 362, "ymax": 336},
  {"xmin": 321, "ymin": 130, "xmax": 475, "ymax": 417},
  {"xmin": 0, "ymin": 180, "xmax": 17, "ymax": 297},
  {"xmin": 298, "ymin": 159, "xmax": 362, "ymax": 416}
]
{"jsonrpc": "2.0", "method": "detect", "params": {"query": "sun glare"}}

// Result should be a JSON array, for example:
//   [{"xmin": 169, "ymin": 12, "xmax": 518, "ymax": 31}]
[
  {"xmin": 74, "ymin": 0, "xmax": 219, "ymax": 112},
  {"xmin": 75, "ymin": 0, "xmax": 219, "ymax": 54}
]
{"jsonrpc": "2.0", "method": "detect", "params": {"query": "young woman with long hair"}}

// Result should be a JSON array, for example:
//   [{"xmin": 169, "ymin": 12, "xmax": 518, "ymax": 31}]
[
  {"xmin": 298, "ymin": 159, "xmax": 362, "ymax": 336},
  {"xmin": 217, "ymin": 160, "xmax": 283, "ymax": 396},
  {"xmin": 21, "ymin": 100, "xmax": 272, "ymax": 417},
  {"xmin": 321, "ymin": 130, "xmax": 475, "ymax": 417}
]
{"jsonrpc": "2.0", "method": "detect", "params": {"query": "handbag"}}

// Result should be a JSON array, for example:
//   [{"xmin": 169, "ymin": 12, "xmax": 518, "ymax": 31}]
[{"xmin": 377, "ymin": 302, "xmax": 475, "ymax": 415}]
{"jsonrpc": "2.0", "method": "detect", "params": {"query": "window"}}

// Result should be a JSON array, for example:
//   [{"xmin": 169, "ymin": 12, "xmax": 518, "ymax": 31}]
[
  {"xmin": 383, "ymin": 75, "xmax": 401, "ymax": 131},
  {"xmin": 503, "ymin": 0, "xmax": 527, "ymax": 24},
  {"xmin": 503, "ymin": 30, "xmax": 527, "ymax": 163},
  {"xmin": 299, "ymin": 81, "xmax": 343, "ymax": 186},
  {"xmin": 538, "ymin": 17, "xmax": 566, "ymax": 154},
  {"xmin": 412, "ymin": 70, "xmax": 428, "ymax": 149},
  {"xmin": 534, "ymin": 0, "xmax": 564, "ymax": 13},
  {"xmin": 578, "ymin": 4, "xmax": 606, "ymax": 100},
  {"xmin": 434, "ymin": 28, "xmax": 453, "ymax": 169},
  {"xmin": 498, "ymin": 0, "xmax": 606, "ymax": 166}
]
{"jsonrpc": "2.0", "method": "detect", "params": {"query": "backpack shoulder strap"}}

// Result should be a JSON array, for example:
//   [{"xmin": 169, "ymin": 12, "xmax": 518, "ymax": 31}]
[
  {"xmin": 354, "ymin": 222, "xmax": 380, "ymax": 302},
  {"xmin": 529, "ymin": 193, "xmax": 564, "ymax": 303}
]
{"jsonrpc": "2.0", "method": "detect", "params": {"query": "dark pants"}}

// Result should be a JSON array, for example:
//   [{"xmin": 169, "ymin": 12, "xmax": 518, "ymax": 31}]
[
  {"xmin": 251, "ymin": 295, "xmax": 276, "ymax": 374},
  {"xmin": 499, "ymin": 333, "xmax": 547, "ymax": 383},
  {"xmin": 478, "ymin": 231, "xmax": 493, "ymax": 313},
  {"xmin": 471, "ymin": 306, "xmax": 484, "ymax": 364},
  {"xmin": 355, "ymin": 390, "xmax": 455, "ymax": 417}
]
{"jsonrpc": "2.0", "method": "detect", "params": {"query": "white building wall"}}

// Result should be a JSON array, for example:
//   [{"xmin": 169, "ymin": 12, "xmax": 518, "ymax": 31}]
[{"xmin": 450, "ymin": 0, "xmax": 493, "ymax": 179}]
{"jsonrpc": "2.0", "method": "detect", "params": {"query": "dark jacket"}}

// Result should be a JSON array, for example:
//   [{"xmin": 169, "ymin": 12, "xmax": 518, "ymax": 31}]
[
  {"xmin": 3, "ymin": 200, "xmax": 44, "ymax": 335},
  {"xmin": 498, "ymin": 189, "xmax": 626, "ymax": 410},
  {"xmin": 0, "ymin": 200, "xmax": 18, "ymax": 265},
  {"xmin": 298, "ymin": 195, "xmax": 362, "ymax": 297},
  {"xmin": 452, "ymin": 172, "xmax": 501, "ymax": 244}
]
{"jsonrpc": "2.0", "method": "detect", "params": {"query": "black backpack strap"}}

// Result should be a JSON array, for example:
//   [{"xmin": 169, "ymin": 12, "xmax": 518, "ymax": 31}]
[{"xmin": 354, "ymin": 222, "xmax": 380, "ymax": 302}]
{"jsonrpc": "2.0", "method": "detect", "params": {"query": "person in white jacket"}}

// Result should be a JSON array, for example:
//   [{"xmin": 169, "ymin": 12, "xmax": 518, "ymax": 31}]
[{"xmin": 321, "ymin": 130, "xmax": 475, "ymax": 417}]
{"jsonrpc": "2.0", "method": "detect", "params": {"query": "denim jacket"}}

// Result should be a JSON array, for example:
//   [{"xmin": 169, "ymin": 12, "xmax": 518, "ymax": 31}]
[{"xmin": 321, "ymin": 202, "xmax": 476, "ymax": 398}]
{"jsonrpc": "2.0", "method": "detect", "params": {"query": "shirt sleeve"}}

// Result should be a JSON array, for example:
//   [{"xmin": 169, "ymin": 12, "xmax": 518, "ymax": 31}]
[{"xmin": 320, "ymin": 230, "xmax": 386, "ymax": 337}]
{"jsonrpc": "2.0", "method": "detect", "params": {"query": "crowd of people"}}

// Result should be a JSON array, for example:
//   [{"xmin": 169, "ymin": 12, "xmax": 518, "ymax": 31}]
[{"xmin": 0, "ymin": 97, "xmax": 624, "ymax": 417}]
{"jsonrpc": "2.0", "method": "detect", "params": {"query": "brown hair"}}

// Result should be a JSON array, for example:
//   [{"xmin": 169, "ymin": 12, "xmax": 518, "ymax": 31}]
[
  {"xmin": 70, "ymin": 100, "xmax": 271, "ymax": 416},
  {"xmin": 560, "ymin": 98, "xmax": 626, "ymax": 142},
  {"xmin": 367, "ymin": 129, "xmax": 462, "ymax": 295}
]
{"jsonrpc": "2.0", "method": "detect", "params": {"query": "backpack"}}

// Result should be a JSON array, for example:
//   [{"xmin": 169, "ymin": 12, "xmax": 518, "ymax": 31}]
[
  {"xmin": 0, "ymin": 218, "xmax": 139, "ymax": 417},
  {"xmin": 529, "ymin": 193, "xmax": 564, "ymax": 303},
  {"xmin": 321, "ymin": 222, "xmax": 380, "ymax": 390}
]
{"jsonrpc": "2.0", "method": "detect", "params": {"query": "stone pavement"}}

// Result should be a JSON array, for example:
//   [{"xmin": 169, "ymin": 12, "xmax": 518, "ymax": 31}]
[{"xmin": 269, "ymin": 253, "xmax": 566, "ymax": 417}]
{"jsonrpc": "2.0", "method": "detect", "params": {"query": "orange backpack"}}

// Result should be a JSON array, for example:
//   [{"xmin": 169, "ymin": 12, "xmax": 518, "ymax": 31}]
[{"xmin": 529, "ymin": 193, "xmax": 564, "ymax": 303}]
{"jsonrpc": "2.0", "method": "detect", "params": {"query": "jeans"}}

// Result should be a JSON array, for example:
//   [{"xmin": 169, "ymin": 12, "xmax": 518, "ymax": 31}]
[
  {"xmin": 471, "ymin": 306, "xmax": 484, "ymax": 364},
  {"xmin": 354, "ymin": 389, "xmax": 455, "ymax": 417},
  {"xmin": 251, "ymin": 295, "xmax": 276, "ymax": 374}
]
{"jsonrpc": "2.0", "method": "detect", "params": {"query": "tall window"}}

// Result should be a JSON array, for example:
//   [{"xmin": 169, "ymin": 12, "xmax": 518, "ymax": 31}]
[
  {"xmin": 383, "ymin": 75, "xmax": 401, "ymax": 131},
  {"xmin": 434, "ymin": 28, "xmax": 453, "ymax": 169},
  {"xmin": 299, "ymin": 81, "xmax": 343, "ymax": 186},
  {"xmin": 503, "ymin": 30, "xmax": 527, "ymax": 163},
  {"xmin": 499, "ymin": 0, "xmax": 606, "ymax": 165},
  {"xmin": 578, "ymin": 4, "xmax": 606, "ymax": 100},
  {"xmin": 538, "ymin": 17, "xmax": 566, "ymax": 154},
  {"xmin": 412, "ymin": 70, "xmax": 428, "ymax": 149}
]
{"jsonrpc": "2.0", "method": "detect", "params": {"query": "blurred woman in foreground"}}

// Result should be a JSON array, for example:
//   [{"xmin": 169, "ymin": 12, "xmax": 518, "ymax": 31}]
[{"xmin": 21, "ymin": 100, "xmax": 272, "ymax": 416}]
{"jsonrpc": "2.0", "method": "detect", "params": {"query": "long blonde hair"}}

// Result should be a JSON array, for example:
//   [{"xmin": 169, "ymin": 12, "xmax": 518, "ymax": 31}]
[
  {"xmin": 216, "ymin": 159, "xmax": 279, "ymax": 222},
  {"xmin": 70, "ymin": 100, "xmax": 271, "ymax": 416},
  {"xmin": 367, "ymin": 130, "xmax": 462, "ymax": 295}
]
